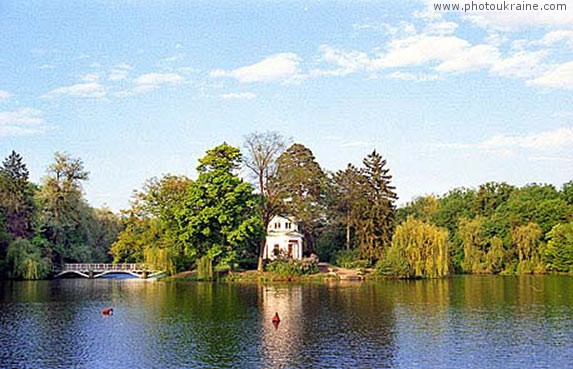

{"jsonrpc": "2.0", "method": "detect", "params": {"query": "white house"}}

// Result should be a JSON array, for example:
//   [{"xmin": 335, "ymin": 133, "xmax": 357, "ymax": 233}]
[{"xmin": 263, "ymin": 215, "xmax": 304, "ymax": 260}]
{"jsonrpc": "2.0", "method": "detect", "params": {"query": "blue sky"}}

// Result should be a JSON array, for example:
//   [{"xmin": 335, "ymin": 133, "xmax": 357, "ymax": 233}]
[{"xmin": 1, "ymin": 0, "xmax": 572, "ymax": 211}]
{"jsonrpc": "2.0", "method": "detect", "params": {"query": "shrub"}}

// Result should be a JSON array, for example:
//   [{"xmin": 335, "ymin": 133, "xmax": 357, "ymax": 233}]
[
  {"xmin": 375, "ymin": 247, "xmax": 410, "ymax": 278},
  {"xmin": 265, "ymin": 257, "xmax": 319, "ymax": 277},
  {"xmin": 334, "ymin": 249, "xmax": 369, "ymax": 269}
]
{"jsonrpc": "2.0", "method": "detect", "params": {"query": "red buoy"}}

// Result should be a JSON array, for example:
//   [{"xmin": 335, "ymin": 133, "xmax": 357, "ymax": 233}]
[
  {"xmin": 272, "ymin": 312, "xmax": 280, "ymax": 323},
  {"xmin": 102, "ymin": 307, "xmax": 114, "ymax": 315}
]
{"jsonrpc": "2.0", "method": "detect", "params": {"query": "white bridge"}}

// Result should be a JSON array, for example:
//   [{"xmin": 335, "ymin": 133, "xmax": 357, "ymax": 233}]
[{"xmin": 54, "ymin": 263, "xmax": 165, "ymax": 279}]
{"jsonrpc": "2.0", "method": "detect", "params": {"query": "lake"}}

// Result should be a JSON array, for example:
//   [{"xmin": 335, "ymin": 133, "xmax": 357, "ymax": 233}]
[{"xmin": 0, "ymin": 276, "xmax": 571, "ymax": 369}]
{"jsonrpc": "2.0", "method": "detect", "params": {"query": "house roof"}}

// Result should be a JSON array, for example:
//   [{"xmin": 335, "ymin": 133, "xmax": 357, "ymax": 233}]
[{"xmin": 266, "ymin": 230, "xmax": 304, "ymax": 238}]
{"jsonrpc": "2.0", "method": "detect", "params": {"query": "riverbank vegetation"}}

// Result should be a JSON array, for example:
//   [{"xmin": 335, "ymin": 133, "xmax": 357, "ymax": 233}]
[{"xmin": 1, "ymin": 132, "xmax": 572, "ymax": 280}]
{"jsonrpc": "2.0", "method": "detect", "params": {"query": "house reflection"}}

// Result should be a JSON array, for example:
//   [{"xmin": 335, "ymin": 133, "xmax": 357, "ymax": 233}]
[
  {"xmin": 259, "ymin": 283, "xmax": 397, "ymax": 368},
  {"xmin": 259, "ymin": 285, "xmax": 305, "ymax": 367}
]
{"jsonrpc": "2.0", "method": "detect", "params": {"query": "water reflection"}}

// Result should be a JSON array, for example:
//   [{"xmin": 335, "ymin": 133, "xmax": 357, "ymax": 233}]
[
  {"xmin": 0, "ymin": 276, "xmax": 571, "ymax": 369},
  {"xmin": 259, "ymin": 283, "xmax": 397, "ymax": 368}
]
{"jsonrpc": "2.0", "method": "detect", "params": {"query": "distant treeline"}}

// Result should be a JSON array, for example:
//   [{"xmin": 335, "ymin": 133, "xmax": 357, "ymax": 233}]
[{"xmin": 1, "ymin": 132, "xmax": 572, "ymax": 279}]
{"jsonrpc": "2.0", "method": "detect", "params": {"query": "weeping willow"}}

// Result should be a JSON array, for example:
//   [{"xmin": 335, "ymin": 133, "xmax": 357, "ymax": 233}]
[
  {"xmin": 7, "ymin": 239, "xmax": 51, "ymax": 280},
  {"xmin": 196, "ymin": 255, "xmax": 213, "ymax": 280},
  {"xmin": 382, "ymin": 216, "xmax": 450, "ymax": 278},
  {"xmin": 512, "ymin": 222, "xmax": 544, "ymax": 274},
  {"xmin": 485, "ymin": 236, "xmax": 505, "ymax": 274},
  {"xmin": 459, "ymin": 217, "xmax": 486, "ymax": 274},
  {"xmin": 143, "ymin": 246, "xmax": 174, "ymax": 275}
]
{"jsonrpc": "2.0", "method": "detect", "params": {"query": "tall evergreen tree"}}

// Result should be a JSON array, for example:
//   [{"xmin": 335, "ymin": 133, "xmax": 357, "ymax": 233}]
[
  {"xmin": 357, "ymin": 150, "xmax": 397, "ymax": 260},
  {"xmin": 0, "ymin": 151, "xmax": 34, "ymax": 239},
  {"xmin": 331, "ymin": 164, "xmax": 367, "ymax": 250}
]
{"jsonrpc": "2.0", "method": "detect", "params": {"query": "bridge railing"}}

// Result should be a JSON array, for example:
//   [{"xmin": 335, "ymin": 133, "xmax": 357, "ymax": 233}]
[{"xmin": 62, "ymin": 263, "xmax": 148, "ymax": 271}]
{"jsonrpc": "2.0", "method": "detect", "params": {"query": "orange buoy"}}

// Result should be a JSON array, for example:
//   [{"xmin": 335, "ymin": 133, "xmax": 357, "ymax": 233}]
[
  {"xmin": 102, "ymin": 307, "xmax": 114, "ymax": 315},
  {"xmin": 272, "ymin": 312, "xmax": 280, "ymax": 323}
]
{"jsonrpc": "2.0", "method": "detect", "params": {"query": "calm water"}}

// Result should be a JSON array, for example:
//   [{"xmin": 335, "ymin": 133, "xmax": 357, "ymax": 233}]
[{"xmin": 0, "ymin": 276, "xmax": 571, "ymax": 369}]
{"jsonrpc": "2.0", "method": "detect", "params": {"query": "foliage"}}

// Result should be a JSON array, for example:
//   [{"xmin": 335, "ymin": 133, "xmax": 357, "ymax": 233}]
[
  {"xmin": 484, "ymin": 236, "xmax": 505, "ymax": 274},
  {"xmin": 275, "ymin": 143, "xmax": 327, "ymax": 252},
  {"xmin": 315, "ymin": 224, "xmax": 345, "ymax": 262},
  {"xmin": 177, "ymin": 143, "xmax": 262, "ymax": 270},
  {"xmin": 377, "ymin": 216, "xmax": 449, "ymax": 278},
  {"xmin": 459, "ymin": 217, "xmax": 486, "ymax": 273},
  {"xmin": 356, "ymin": 150, "xmax": 397, "ymax": 260},
  {"xmin": 0, "ymin": 151, "xmax": 35, "ymax": 239},
  {"xmin": 512, "ymin": 222, "xmax": 544, "ymax": 274},
  {"xmin": 144, "ymin": 246, "xmax": 175, "ymax": 275},
  {"xmin": 6, "ymin": 238, "xmax": 51, "ymax": 280},
  {"xmin": 196, "ymin": 255, "xmax": 214, "ymax": 280},
  {"xmin": 265, "ymin": 257, "xmax": 319, "ymax": 277},
  {"xmin": 543, "ymin": 222, "xmax": 573, "ymax": 273},
  {"xmin": 330, "ymin": 164, "xmax": 368, "ymax": 250},
  {"xmin": 334, "ymin": 248, "xmax": 369, "ymax": 269},
  {"xmin": 0, "ymin": 151, "xmax": 121, "ymax": 279},
  {"xmin": 375, "ymin": 246, "xmax": 410, "ymax": 278},
  {"xmin": 34, "ymin": 152, "xmax": 90, "ymax": 264},
  {"xmin": 111, "ymin": 174, "xmax": 192, "ymax": 272}
]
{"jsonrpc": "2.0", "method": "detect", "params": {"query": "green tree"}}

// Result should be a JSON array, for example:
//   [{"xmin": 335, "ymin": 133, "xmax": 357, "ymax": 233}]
[
  {"xmin": 35, "ymin": 152, "xmax": 89, "ymax": 264},
  {"xmin": 177, "ymin": 143, "xmax": 261, "ymax": 274},
  {"xmin": 543, "ymin": 222, "xmax": 573, "ymax": 273},
  {"xmin": 356, "ymin": 150, "xmax": 397, "ymax": 260},
  {"xmin": 6, "ymin": 238, "xmax": 51, "ymax": 280},
  {"xmin": 377, "ymin": 216, "xmax": 449, "ymax": 278},
  {"xmin": 562, "ymin": 181, "xmax": 573, "ymax": 205},
  {"xmin": 512, "ymin": 222, "xmax": 544, "ymax": 274},
  {"xmin": 396, "ymin": 195, "xmax": 440, "ymax": 224},
  {"xmin": 472, "ymin": 182, "xmax": 515, "ymax": 218},
  {"xmin": 484, "ymin": 236, "xmax": 505, "ymax": 274},
  {"xmin": 331, "ymin": 164, "xmax": 368, "ymax": 250},
  {"xmin": 459, "ymin": 217, "xmax": 486, "ymax": 273},
  {"xmin": 243, "ymin": 131, "xmax": 288, "ymax": 271},
  {"xmin": 111, "ymin": 174, "xmax": 191, "ymax": 271},
  {"xmin": 0, "ymin": 151, "xmax": 35, "ymax": 239},
  {"xmin": 275, "ymin": 143, "xmax": 327, "ymax": 253},
  {"xmin": 86, "ymin": 207, "xmax": 121, "ymax": 262}
]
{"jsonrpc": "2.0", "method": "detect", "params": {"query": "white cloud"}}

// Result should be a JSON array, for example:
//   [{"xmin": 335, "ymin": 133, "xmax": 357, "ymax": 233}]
[
  {"xmin": 372, "ymin": 34, "xmax": 472, "ymax": 68},
  {"xmin": 340, "ymin": 141, "xmax": 375, "ymax": 148},
  {"xmin": 485, "ymin": 128, "xmax": 573, "ymax": 150},
  {"xmin": 108, "ymin": 64, "xmax": 133, "ymax": 81},
  {"xmin": 114, "ymin": 72, "xmax": 184, "ymax": 96},
  {"xmin": 43, "ymin": 82, "xmax": 106, "ymax": 99},
  {"xmin": 210, "ymin": 53, "xmax": 300, "ymax": 83},
  {"xmin": 441, "ymin": 127, "xmax": 573, "ymax": 152},
  {"xmin": 539, "ymin": 30, "xmax": 573, "ymax": 46},
  {"xmin": 425, "ymin": 21, "xmax": 458, "ymax": 35},
  {"xmin": 134, "ymin": 72, "xmax": 183, "ymax": 85},
  {"xmin": 387, "ymin": 71, "xmax": 440, "ymax": 81},
  {"xmin": 0, "ymin": 108, "xmax": 47, "ymax": 137},
  {"xmin": 81, "ymin": 73, "xmax": 100, "ymax": 82},
  {"xmin": 527, "ymin": 61, "xmax": 573, "ymax": 89},
  {"xmin": 0, "ymin": 90, "xmax": 11, "ymax": 100},
  {"xmin": 436, "ymin": 44, "xmax": 500, "ymax": 72},
  {"xmin": 219, "ymin": 92, "xmax": 256, "ymax": 100},
  {"xmin": 490, "ymin": 50, "xmax": 549, "ymax": 78},
  {"xmin": 317, "ymin": 45, "xmax": 370, "ymax": 76}
]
